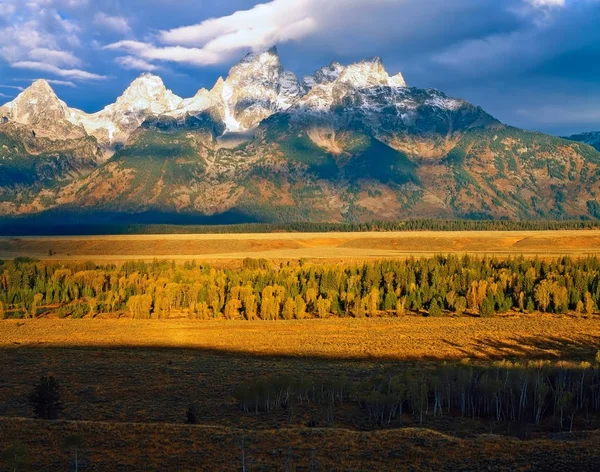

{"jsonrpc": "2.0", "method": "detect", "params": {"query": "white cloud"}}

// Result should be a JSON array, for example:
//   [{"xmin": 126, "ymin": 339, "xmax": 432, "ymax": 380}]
[
  {"xmin": 13, "ymin": 78, "xmax": 77, "ymax": 87},
  {"xmin": 0, "ymin": 85, "xmax": 24, "ymax": 91},
  {"xmin": 106, "ymin": 0, "xmax": 320, "ymax": 67},
  {"xmin": 115, "ymin": 56, "xmax": 161, "ymax": 71},
  {"xmin": 12, "ymin": 61, "xmax": 107, "ymax": 80},
  {"xmin": 29, "ymin": 48, "xmax": 82, "ymax": 67},
  {"xmin": 94, "ymin": 13, "xmax": 131, "ymax": 34},
  {"xmin": 0, "ymin": 0, "xmax": 101, "ymax": 81},
  {"xmin": 0, "ymin": 92, "xmax": 13, "ymax": 98},
  {"xmin": 527, "ymin": 0, "xmax": 566, "ymax": 8},
  {"xmin": 0, "ymin": 3, "xmax": 16, "ymax": 17}
]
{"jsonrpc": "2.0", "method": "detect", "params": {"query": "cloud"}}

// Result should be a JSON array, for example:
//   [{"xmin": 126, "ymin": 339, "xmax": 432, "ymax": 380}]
[
  {"xmin": 12, "ymin": 61, "xmax": 107, "ymax": 80},
  {"xmin": 29, "ymin": 48, "xmax": 82, "ymax": 67},
  {"xmin": 13, "ymin": 78, "xmax": 77, "ymax": 87},
  {"xmin": 105, "ymin": 0, "xmax": 569, "ymax": 70},
  {"xmin": 0, "ymin": 0, "xmax": 101, "ymax": 82},
  {"xmin": 527, "ymin": 0, "xmax": 565, "ymax": 8},
  {"xmin": 106, "ymin": 0, "xmax": 323, "ymax": 67},
  {"xmin": 0, "ymin": 85, "xmax": 24, "ymax": 91},
  {"xmin": 115, "ymin": 56, "xmax": 161, "ymax": 71},
  {"xmin": 0, "ymin": 92, "xmax": 13, "ymax": 98},
  {"xmin": 105, "ymin": 40, "xmax": 222, "ymax": 66},
  {"xmin": 0, "ymin": 3, "xmax": 16, "ymax": 17},
  {"xmin": 94, "ymin": 13, "xmax": 131, "ymax": 34}
]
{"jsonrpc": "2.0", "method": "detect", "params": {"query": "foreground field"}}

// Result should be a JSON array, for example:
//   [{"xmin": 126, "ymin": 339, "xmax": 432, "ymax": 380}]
[
  {"xmin": 2, "ymin": 419, "xmax": 600, "ymax": 471},
  {"xmin": 0, "ymin": 315, "xmax": 600, "ymax": 471},
  {"xmin": 1, "ymin": 318, "xmax": 600, "ymax": 470},
  {"xmin": 2, "ymin": 230, "xmax": 600, "ymax": 261}
]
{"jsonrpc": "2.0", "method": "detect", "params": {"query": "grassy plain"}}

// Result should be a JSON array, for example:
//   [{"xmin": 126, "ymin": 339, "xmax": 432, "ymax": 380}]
[
  {"xmin": 2, "ymin": 230, "xmax": 600, "ymax": 470},
  {"xmin": 1, "ymin": 229, "xmax": 600, "ymax": 262},
  {"xmin": 1, "ymin": 317, "xmax": 600, "ymax": 470}
]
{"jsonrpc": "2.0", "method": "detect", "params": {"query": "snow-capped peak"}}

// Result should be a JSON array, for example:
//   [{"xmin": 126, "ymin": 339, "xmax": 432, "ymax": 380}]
[
  {"xmin": 389, "ymin": 73, "xmax": 407, "ymax": 88},
  {"xmin": 240, "ymin": 46, "xmax": 280, "ymax": 65},
  {"xmin": 113, "ymin": 73, "xmax": 183, "ymax": 113},
  {"xmin": 302, "ymin": 62, "xmax": 346, "ymax": 90},
  {"xmin": 0, "ymin": 78, "xmax": 88, "ymax": 140},
  {"xmin": 27, "ymin": 79, "xmax": 56, "ymax": 96},
  {"xmin": 337, "ymin": 57, "xmax": 392, "ymax": 89}
]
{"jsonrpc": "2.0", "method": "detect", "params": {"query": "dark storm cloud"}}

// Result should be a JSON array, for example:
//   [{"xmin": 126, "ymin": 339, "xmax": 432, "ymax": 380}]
[{"xmin": 0, "ymin": 0, "xmax": 598, "ymax": 134}]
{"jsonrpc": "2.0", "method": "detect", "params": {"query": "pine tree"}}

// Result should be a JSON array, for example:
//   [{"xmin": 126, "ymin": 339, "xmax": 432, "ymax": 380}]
[
  {"xmin": 428, "ymin": 299, "xmax": 442, "ymax": 317},
  {"xmin": 29, "ymin": 376, "xmax": 63, "ymax": 420},
  {"xmin": 480, "ymin": 297, "xmax": 496, "ymax": 318}
]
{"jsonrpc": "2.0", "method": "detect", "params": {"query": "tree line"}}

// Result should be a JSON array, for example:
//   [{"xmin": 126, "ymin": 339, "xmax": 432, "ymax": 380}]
[
  {"xmin": 235, "ymin": 359, "xmax": 600, "ymax": 432},
  {"xmin": 1, "ymin": 218, "xmax": 599, "ymax": 236},
  {"xmin": 0, "ymin": 255, "xmax": 598, "ymax": 320}
]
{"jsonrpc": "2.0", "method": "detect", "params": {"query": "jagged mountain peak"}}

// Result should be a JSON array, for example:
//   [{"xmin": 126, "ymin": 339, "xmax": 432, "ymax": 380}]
[
  {"xmin": 240, "ymin": 46, "xmax": 279, "ymax": 65},
  {"xmin": 303, "ymin": 62, "xmax": 346, "ymax": 89},
  {"xmin": 27, "ymin": 79, "xmax": 56, "ymax": 95},
  {"xmin": 338, "ymin": 57, "xmax": 397, "ymax": 88},
  {"xmin": 0, "ymin": 78, "xmax": 89, "ymax": 140},
  {"xmin": 114, "ymin": 73, "xmax": 182, "ymax": 111}
]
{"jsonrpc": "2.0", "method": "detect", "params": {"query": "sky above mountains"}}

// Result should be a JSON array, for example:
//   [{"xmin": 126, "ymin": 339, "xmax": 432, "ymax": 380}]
[{"xmin": 0, "ymin": 0, "xmax": 598, "ymax": 136}]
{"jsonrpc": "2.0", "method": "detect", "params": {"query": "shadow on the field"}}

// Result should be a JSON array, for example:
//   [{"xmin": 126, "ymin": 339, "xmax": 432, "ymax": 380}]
[{"xmin": 443, "ymin": 334, "xmax": 600, "ymax": 362}]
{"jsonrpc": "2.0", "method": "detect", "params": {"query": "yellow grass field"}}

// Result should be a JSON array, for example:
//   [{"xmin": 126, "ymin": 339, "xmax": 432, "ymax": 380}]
[
  {"xmin": 1, "ymin": 229, "xmax": 600, "ymax": 261},
  {"xmin": 2, "ymin": 317, "xmax": 600, "ymax": 361}
]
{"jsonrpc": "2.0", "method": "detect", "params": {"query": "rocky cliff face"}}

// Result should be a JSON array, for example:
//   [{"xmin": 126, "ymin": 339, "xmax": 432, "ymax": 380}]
[{"xmin": 0, "ymin": 47, "xmax": 599, "ymax": 222}]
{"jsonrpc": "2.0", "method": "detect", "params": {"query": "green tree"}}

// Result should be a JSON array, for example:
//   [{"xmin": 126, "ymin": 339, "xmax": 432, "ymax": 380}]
[
  {"xmin": 480, "ymin": 297, "xmax": 496, "ymax": 318},
  {"xmin": 428, "ymin": 299, "xmax": 443, "ymax": 317}
]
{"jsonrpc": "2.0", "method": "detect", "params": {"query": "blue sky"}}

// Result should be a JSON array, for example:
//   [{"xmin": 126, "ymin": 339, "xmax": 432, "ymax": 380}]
[{"xmin": 0, "ymin": 0, "xmax": 599, "ymax": 135}]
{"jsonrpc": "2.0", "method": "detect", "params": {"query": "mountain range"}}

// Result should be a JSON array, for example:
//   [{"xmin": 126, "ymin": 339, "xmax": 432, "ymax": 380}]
[{"xmin": 1, "ymin": 46, "xmax": 599, "ymax": 224}]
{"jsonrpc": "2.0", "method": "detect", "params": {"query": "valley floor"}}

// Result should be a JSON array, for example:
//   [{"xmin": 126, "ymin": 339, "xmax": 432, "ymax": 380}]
[
  {"xmin": 1, "ymin": 229, "xmax": 600, "ymax": 262},
  {"xmin": 1, "ymin": 318, "xmax": 600, "ymax": 470}
]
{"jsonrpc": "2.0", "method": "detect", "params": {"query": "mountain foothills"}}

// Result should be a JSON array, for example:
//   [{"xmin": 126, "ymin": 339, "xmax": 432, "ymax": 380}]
[{"xmin": 1, "ymin": 47, "xmax": 599, "ymax": 223}]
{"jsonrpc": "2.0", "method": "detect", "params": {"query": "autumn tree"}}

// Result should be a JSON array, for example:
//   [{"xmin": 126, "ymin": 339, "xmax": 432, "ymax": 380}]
[
  {"xmin": 282, "ymin": 298, "xmax": 295, "ymax": 320},
  {"xmin": 584, "ymin": 292, "xmax": 595, "ymax": 316},
  {"xmin": 454, "ymin": 296, "xmax": 467, "ymax": 316},
  {"xmin": 315, "ymin": 297, "xmax": 331, "ymax": 318},
  {"xmin": 127, "ymin": 294, "xmax": 152, "ymax": 319},
  {"xmin": 294, "ymin": 296, "xmax": 307, "ymax": 320}
]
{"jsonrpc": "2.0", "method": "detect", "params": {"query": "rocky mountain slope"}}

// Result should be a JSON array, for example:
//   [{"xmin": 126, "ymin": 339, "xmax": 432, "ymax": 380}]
[
  {"xmin": 567, "ymin": 132, "xmax": 600, "ymax": 152},
  {"xmin": 1, "ymin": 47, "xmax": 599, "ymax": 223}
]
